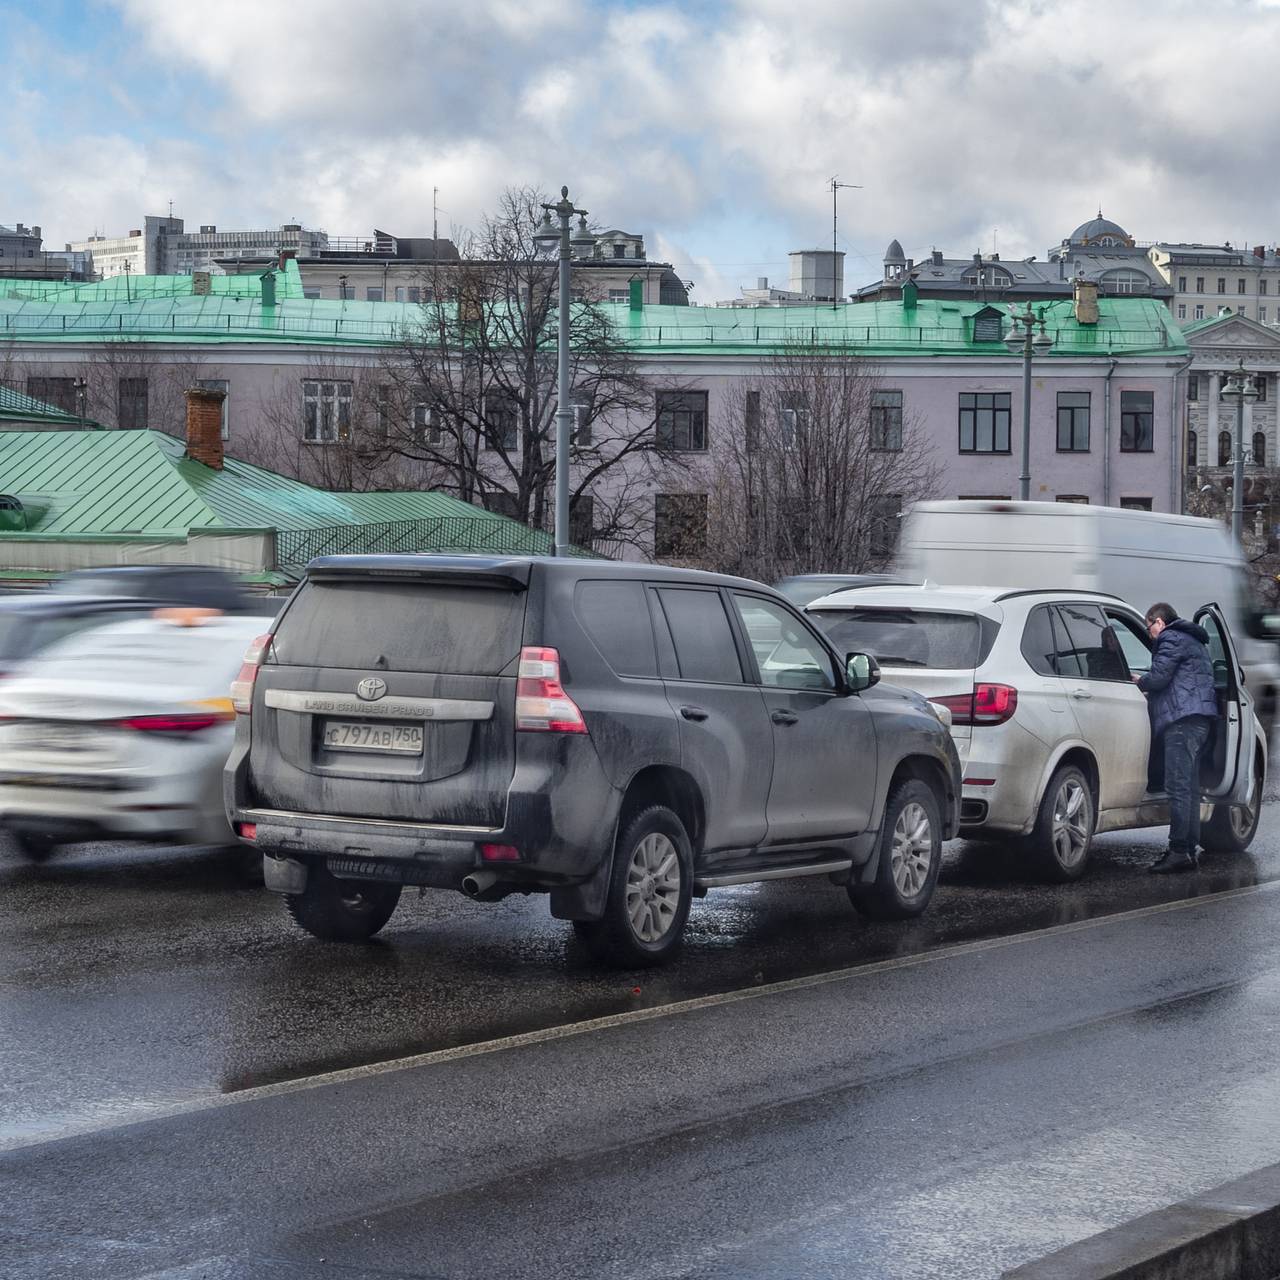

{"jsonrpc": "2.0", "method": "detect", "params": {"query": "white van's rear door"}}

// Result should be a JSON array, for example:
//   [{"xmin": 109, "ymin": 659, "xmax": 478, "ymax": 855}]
[{"xmin": 1194, "ymin": 603, "xmax": 1253, "ymax": 802}]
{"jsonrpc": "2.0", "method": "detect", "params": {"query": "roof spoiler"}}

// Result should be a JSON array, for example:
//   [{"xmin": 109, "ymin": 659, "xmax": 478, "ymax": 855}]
[{"xmin": 305, "ymin": 555, "xmax": 532, "ymax": 591}]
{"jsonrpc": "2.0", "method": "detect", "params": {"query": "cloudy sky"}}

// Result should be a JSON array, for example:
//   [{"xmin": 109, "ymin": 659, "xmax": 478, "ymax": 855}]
[{"xmin": 6, "ymin": 0, "xmax": 1280, "ymax": 302}]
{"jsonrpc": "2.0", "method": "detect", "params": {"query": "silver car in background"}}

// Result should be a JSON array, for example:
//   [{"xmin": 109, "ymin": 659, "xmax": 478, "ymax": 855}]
[{"xmin": 807, "ymin": 584, "xmax": 1266, "ymax": 881}]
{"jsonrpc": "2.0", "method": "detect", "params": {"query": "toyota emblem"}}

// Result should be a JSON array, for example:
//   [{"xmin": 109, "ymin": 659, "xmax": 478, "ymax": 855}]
[{"xmin": 356, "ymin": 677, "xmax": 387, "ymax": 701}]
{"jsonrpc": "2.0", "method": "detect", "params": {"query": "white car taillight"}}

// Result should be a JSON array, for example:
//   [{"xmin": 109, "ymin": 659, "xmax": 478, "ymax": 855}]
[
  {"xmin": 515, "ymin": 646, "xmax": 587, "ymax": 734},
  {"xmin": 230, "ymin": 633, "xmax": 272, "ymax": 716}
]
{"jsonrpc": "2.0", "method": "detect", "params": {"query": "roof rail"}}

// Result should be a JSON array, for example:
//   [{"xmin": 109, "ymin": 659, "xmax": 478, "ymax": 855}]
[{"xmin": 992, "ymin": 587, "xmax": 1125, "ymax": 603}]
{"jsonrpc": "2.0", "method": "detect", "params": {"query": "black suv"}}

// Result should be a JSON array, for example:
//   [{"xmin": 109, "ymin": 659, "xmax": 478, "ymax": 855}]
[{"xmin": 226, "ymin": 556, "xmax": 960, "ymax": 966}]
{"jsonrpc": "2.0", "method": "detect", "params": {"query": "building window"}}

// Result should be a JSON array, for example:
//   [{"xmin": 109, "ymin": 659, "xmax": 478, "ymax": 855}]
[
  {"xmin": 779, "ymin": 392, "xmax": 808, "ymax": 447},
  {"xmin": 1253, "ymin": 431, "xmax": 1266, "ymax": 467},
  {"xmin": 1056, "ymin": 391, "xmax": 1090, "ymax": 452},
  {"xmin": 656, "ymin": 390, "xmax": 708, "ymax": 451},
  {"xmin": 196, "ymin": 378, "xmax": 229, "ymax": 439},
  {"xmin": 338, "ymin": 284, "xmax": 355, "ymax": 300},
  {"xmin": 1261, "ymin": 305, "xmax": 1269, "ymax": 322},
  {"xmin": 959, "ymin": 392, "xmax": 1012, "ymax": 453},
  {"xmin": 1120, "ymin": 497, "xmax": 1152, "ymax": 511},
  {"xmin": 1056, "ymin": 494, "xmax": 1089, "ymax": 504},
  {"xmin": 366, "ymin": 286, "xmax": 384, "ymax": 302},
  {"xmin": 118, "ymin": 377, "xmax": 148, "ymax": 430},
  {"xmin": 1219, "ymin": 430, "xmax": 1232, "ymax": 466},
  {"xmin": 1255, "ymin": 376, "xmax": 1268, "ymax": 402},
  {"xmin": 1186, "ymin": 429, "xmax": 1198, "ymax": 468},
  {"xmin": 654, "ymin": 493, "xmax": 708, "ymax": 558},
  {"xmin": 569, "ymin": 495, "xmax": 594, "ymax": 549},
  {"xmin": 413, "ymin": 400, "xmax": 444, "ymax": 445},
  {"xmin": 25, "ymin": 377, "xmax": 78, "ymax": 415},
  {"xmin": 408, "ymin": 286, "xmax": 422, "ymax": 304},
  {"xmin": 870, "ymin": 389, "xmax": 903, "ymax": 451},
  {"xmin": 1178, "ymin": 275, "xmax": 1187, "ymax": 291},
  {"xmin": 1238, "ymin": 278, "xmax": 1247, "ymax": 295},
  {"xmin": 1187, "ymin": 375, "xmax": 1198, "ymax": 401},
  {"xmin": 1217, "ymin": 278, "xmax": 1226, "ymax": 293},
  {"xmin": 744, "ymin": 389, "xmax": 761, "ymax": 453},
  {"xmin": 302, "ymin": 379, "xmax": 353, "ymax": 443},
  {"xmin": 570, "ymin": 393, "xmax": 593, "ymax": 446},
  {"xmin": 971, "ymin": 310, "xmax": 1004, "ymax": 341},
  {"xmin": 1261, "ymin": 279, "xmax": 1270, "ymax": 296},
  {"xmin": 1120, "ymin": 391, "xmax": 1154, "ymax": 452},
  {"xmin": 1194, "ymin": 304, "xmax": 1205, "ymax": 320},
  {"xmin": 1196, "ymin": 277, "xmax": 1204, "ymax": 293},
  {"xmin": 1177, "ymin": 304, "xmax": 1187, "ymax": 320},
  {"xmin": 394, "ymin": 286, "xmax": 406, "ymax": 302},
  {"xmin": 302, "ymin": 287, "xmax": 321, "ymax": 300},
  {"xmin": 869, "ymin": 493, "xmax": 903, "ymax": 557},
  {"xmin": 608, "ymin": 289, "xmax": 629, "ymax": 303},
  {"xmin": 483, "ymin": 389, "xmax": 519, "ymax": 451},
  {"xmin": 1101, "ymin": 269, "xmax": 1149, "ymax": 294},
  {"xmin": 613, "ymin": 243, "xmax": 626, "ymax": 259}
]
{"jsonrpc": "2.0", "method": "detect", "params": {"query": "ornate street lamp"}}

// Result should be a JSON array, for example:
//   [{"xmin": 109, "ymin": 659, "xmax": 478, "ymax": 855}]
[
  {"xmin": 1004, "ymin": 302, "xmax": 1054, "ymax": 501},
  {"xmin": 1221, "ymin": 358, "xmax": 1260, "ymax": 542},
  {"xmin": 534, "ymin": 187, "xmax": 595, "ymax": 555}
]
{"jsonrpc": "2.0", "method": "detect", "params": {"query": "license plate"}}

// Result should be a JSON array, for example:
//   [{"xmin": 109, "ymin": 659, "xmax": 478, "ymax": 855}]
[{"xmin": 322, "ymin": 720, "xmax": 423, "ymax": 754}]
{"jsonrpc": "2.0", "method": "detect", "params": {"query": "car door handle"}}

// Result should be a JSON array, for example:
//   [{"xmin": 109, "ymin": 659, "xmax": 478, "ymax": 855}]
[
  {"xmin": 680, "ymin": 705, "xmax": 709, "ymax": 722},
  {"xmin": 1071, "ymin": 689, "xmax": 1093, "ymax": 700},
  {"xmin": 771, "ymin": 709, "xmax": 799, "ymax": 725}
]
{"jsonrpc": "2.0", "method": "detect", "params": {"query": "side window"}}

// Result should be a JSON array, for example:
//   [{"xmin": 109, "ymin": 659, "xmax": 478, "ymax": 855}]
[
  {"xmin": 31, "ymin": 611, "xmax": 140, "ymax": 655},
  {"xmin": 1105, "ymin": 611, "xmax": 1152, "ymax": 675},
  {"xmin": 655, "ymin": 589, "xmax": 743, "ymax": 685},
  {"xmin": 731, "ymin": 595, "xmax": 835, "ymax": 691},
  {"xmin": 1020, "ymin": 605, "xmax": 1061, "ymax": 677},
  {"xmin": 574, "ymin": 581, "xmax": 657, "ymax": 678},
  {"xmin": 1195, "ymin": 609, "xmax": 1234, "ymax": 695},
  {"xmin": 1054, "ymin": 603, "xmax": 1128, "ymax": 682}
]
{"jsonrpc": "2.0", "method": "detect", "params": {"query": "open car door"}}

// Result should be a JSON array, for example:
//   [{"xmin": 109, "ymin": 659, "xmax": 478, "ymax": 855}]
[{"xmin": 1194, "ymin": 603, "xmax": 1255, "ymax": 804}]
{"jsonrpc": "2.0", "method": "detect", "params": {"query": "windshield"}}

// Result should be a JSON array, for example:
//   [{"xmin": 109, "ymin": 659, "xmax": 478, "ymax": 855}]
[{"xmin": 810, "ymin": 607, "xmax": 984, "ymax": 669}]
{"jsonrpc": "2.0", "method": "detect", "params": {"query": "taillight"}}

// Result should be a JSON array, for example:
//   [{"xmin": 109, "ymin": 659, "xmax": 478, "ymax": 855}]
[
  {"xmin": 515, "ymin": 646, "xmax": 587, "ymax": 733},
  {"xmin": 930, "ymin": 683, "xmax": 1019, "ymax": 726},
  {"xmin": 230, "ymin": 633, "xmax": 272, "ymax": 716},
  {"xmin": 117, "ymin": 713, "xmax": 226, "ymax": 733}
]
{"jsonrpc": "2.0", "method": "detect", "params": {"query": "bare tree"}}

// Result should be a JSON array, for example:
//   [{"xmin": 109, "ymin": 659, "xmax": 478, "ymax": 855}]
[
  {"xmin": 375, "ymin": 186, "xmax": 687, "ymax": 551},
  {"xmin": 700, "ymin": 343, "xmax": 942, "ymax": 579}
]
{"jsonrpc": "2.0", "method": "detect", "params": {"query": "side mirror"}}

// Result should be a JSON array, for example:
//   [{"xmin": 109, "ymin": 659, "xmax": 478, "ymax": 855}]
[{"xmin": 845, "ymin": 652, "xmax": 881, "ymax": 693}]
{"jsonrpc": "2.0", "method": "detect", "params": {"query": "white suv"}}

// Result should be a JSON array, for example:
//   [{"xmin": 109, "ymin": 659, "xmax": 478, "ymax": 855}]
[{"xmin": 806, "ymin": 585, "xmax": 1267, "ymax": 880}]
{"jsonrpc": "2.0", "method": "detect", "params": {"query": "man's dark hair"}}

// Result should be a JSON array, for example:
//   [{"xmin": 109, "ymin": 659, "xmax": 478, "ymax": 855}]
[{"xmin": 1145, "ymin": 602, "xmax": 1179, "ymax": 626}]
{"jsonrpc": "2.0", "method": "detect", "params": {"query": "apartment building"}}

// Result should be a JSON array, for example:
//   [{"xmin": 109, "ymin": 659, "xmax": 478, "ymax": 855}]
[{"xmin": 1150, "ymin": 242, "xmax": 1280, "ymax": 327}]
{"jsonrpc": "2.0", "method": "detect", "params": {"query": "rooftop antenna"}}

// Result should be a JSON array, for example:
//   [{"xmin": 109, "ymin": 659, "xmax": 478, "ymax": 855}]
[
  {"xmin": 433, "ymin": 186, "xmax": 439, "ymax": 246},
  {"xmin": 830, "ymin": 176, "xmax": 861, "ymax": 310}
]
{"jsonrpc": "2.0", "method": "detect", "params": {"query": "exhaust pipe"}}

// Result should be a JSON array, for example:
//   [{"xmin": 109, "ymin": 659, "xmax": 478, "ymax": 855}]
[{"xmin": 462, "ymin": 870, "xmax": 500, "ymax": 899}]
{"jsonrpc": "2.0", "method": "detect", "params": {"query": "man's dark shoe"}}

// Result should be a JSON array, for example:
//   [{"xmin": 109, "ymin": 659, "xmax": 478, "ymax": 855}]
[{"xmin": 1150, "ymin": 849, "xmax": 1197, "ymax": 874}]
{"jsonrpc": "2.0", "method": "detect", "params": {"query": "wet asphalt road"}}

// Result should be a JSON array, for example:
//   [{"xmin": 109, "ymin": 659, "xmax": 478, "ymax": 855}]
[{"xmin": 5, "ymin": 802, "xmax": 1280, "ymax": 1277}]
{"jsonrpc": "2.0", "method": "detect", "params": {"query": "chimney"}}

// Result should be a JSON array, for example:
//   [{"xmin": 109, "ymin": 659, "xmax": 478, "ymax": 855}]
[
  {"xmin": 185, "ymin": 386, "xmax": 226, "ymax": 469},
  {"xmin": 757, "ymin": 276, "xmax": 768, "ymax": 289},
  {"xmin": 277, "ymin": 247, "xmax": 296, "ymax": 271},
  {"xmin": 629, "ymin": 278, "xmax": 644, "ymax": 312},
  {"xmin": 932, "ymin": 250, "xmax": 943, "ymax": 265},
  {"xmin": 1254, "ymin": 245, "xmax": 1266, "ymax": 260},
  {"xmin": 973, "ymin": 252, "xmax": 982, "ymax": 266},
  {"xmin": 31, "ymin": 225, "xmax": 40, "ymax": 240},
  {"xmin": 1073, "ymin": 278, "xmax": 1100, "ymax": 325}
]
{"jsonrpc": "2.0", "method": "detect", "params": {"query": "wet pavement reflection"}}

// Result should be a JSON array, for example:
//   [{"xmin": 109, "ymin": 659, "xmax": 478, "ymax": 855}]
[{"xmin": 2, "ymin": 796, "xmax": 1279, "ymax": 1148}]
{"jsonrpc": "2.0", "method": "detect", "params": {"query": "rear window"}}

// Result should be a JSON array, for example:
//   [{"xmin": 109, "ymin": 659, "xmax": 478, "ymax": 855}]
[
  {"xmin": 271, "ymin": 581, "xmax": 526, "ymax": 675},
  {"xmin": 575, "ymin": 581, "xmax": 658, "ymax": 678},
  {"xmin": 810, "ymin": 607, "xmax": 986, "ymax": 669},
  {"xmin": 31, "ymin": 625, "xmax": 254, "ymax": 686}
]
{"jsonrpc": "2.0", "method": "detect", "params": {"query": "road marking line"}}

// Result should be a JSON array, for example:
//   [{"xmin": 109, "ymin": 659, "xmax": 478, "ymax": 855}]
[{"xmin": 3, "ymin": 877, "xmax": 1278, "ymax": 1156}]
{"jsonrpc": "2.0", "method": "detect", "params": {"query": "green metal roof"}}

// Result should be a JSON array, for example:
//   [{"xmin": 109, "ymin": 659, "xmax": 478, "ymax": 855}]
[
  {"xmin": 0, "ymin": 384, "xmax": 96, "ymax": 427},
  {"xmin": 0, "ymin": 427, "xmax": 543, "ymax": 542},
  {"xmin": 0, "ymin": 269, "xmax": 1186, "ymax": 357}
]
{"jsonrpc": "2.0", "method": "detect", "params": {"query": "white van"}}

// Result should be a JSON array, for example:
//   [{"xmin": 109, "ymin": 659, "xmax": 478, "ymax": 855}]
[{"xmin": 896, "ymin": 500, "xmax": 1280, "ymax": 737}]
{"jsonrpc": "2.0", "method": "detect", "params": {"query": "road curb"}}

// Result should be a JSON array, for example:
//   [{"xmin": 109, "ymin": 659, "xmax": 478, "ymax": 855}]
[{"xmin": 1003, "ymin": 1162, "xmax": 1280, "ymax": 1279}]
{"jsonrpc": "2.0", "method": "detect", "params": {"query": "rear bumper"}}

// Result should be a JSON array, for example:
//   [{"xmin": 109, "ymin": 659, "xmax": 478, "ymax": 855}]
[{"xmin": 228, "ymin": 737, "xmax": 624, "ymax": 891}]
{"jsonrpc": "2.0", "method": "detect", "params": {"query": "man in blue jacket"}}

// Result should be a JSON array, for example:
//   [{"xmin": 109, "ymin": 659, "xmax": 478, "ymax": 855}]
[{"xmin": 1136, "ymin": 602, "xmax": 1220, "ymax": 873}]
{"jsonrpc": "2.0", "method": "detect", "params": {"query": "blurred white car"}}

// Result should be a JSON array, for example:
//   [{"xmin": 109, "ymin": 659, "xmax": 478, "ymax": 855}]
[{"xmin": 0, "ymin": 610, "xmax": 267, "ymax": 861}]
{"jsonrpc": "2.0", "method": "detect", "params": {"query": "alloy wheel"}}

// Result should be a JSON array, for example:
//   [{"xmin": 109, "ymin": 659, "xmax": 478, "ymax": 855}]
[
  {"xmin": 890, "ymin": 801, "xmax": 934, "ymax": 898},
  {"xmin": 1051, "ymin": 778, "xmax": 1091, "ymax": 868},
  {"xmin": 625, "ymin": 832, "xmax": 682, "ymax": 943}
]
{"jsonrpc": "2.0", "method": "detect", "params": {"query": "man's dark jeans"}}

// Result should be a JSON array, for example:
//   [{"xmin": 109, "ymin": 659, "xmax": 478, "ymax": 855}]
[{"xmin": 1165, "ymin": 714, "xmax": 1213, "ymax": 855}]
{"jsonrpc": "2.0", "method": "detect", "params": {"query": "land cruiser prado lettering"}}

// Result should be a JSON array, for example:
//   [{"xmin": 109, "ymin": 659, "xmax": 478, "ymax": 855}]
[{"xmin": 226, "ymin": 556, "xmax": 961, "ymax": 967}]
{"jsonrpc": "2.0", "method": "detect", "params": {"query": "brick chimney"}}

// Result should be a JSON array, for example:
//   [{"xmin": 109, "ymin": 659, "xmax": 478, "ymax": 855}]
[{"xmin": 185, "ymin": 386, "xmax": 225, "ymax": 469}]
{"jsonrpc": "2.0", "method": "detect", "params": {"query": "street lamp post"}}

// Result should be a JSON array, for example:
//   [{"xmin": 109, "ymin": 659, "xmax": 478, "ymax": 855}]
[
  {"xmin": 533, "ymin": 186, "xmax": 595, "ymax": 556},
  {"xmin": 1221, "ymin": 358, "xmax": 1260, "ymax": 543},
  {"xmin": 1003, "ymin": 302, "xmax": 1054, "ymax": 501}
]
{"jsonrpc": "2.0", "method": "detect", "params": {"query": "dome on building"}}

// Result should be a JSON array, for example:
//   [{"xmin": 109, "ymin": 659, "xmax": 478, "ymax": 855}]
[
  {"xmin": 883, "ymin": 239, "xmax": 906, "ymax": 263},
  {"xmin": 1067, "ymin": 212, "xmax": 1131, "ymax": 246}
]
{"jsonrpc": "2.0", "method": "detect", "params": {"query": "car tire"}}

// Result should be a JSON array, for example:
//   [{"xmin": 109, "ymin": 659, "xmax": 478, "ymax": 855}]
[
  {"xmin": 285, "ymin": 861, "xmax": 401, "ymax": 943},
  {"xmin": 10, "ymin": 830, "xmax": 59, "ymax": 863},
  {"xmin": 849, "ymin": 778, "xmax": 943, "ymax": 920},
  {"xmin": 1025, "ymin": 764, "xmax": 1095, "ymax": 882},
  {"xmin": 1203, "ymin": 751, "xmax": 1264, "ymax": 854},
  {"xmin": 573, "ymin": 805, "xmax": 693, "ymax": 968}
]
